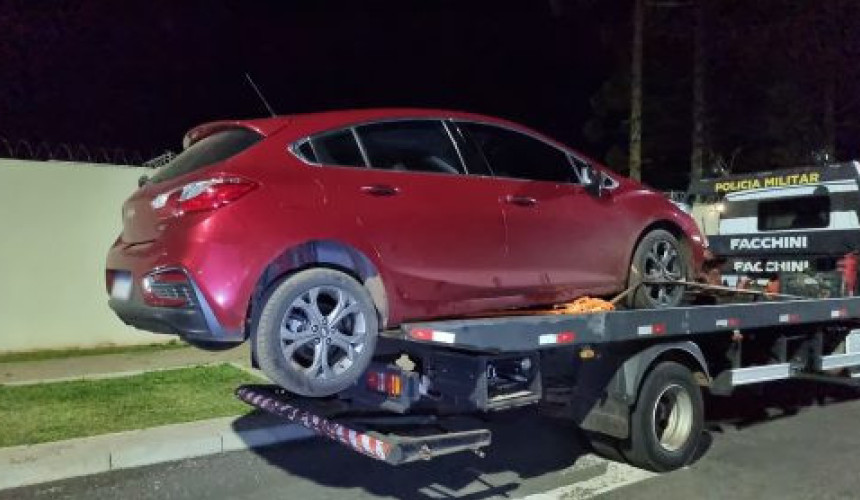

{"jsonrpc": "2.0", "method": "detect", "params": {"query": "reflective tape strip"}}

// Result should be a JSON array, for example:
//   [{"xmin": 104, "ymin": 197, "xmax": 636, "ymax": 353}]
[
  {"xmin": 832, "ymin": 309, "xmax": 848, "ymax": 318},
  {"xmin": 638, "ymin": 324, "xmax": 666, "ymax": 335},
  {"xmin": 539, "ymin": 334, "xmax": 557, "ymax": 345},
  {"xmin": 375, "ymin": 440, "xmax": 388, "ymax": 460},
  {"xmin": 433, "ymin": 331, "xmax": 456, "ymax": 344},
  {"xmin": 361, "ymin": 435, "xmax": 373, "ymax": 454},
  {"xmin": 779, "ymin": 313, "xmax": 800, "ymax": 323}
]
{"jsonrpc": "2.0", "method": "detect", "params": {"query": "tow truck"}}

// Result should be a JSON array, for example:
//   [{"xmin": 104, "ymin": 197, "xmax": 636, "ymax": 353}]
[{"xmin": 237, "ymin": 286, "xmax": 860, "ymax": 472}]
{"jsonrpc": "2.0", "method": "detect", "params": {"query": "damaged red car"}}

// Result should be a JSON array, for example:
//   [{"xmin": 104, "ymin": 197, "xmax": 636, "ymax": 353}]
[{"xmin": 106, "ymin": 108, "xmax": 706, "ymax": 396}]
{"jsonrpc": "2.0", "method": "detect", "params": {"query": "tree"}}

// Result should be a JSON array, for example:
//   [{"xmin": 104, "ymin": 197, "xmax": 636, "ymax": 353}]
[
  {"xmin": 689, "ymin": 0, "xmax": 705, "ymax": 184},
  {"xmin": 628, "ymin": 0, "xmax": 645, "ymax": 181}
]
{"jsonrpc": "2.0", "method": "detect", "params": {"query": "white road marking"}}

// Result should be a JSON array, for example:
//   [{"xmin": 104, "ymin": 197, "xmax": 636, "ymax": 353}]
[{"xmin": 519, "ymin": 455, "xmax": 657, "ymax": 500}]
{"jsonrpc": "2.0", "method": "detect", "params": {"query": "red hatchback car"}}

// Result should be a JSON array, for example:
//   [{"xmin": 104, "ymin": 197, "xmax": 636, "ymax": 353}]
[{"xmin": 106, "ymin": 108, "xmax": 706, "ymax": 396}]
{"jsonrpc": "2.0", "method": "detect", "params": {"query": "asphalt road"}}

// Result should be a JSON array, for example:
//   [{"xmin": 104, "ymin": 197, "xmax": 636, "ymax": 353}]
[{"xmin": 4, "ymin": 380, "xmax": 860, "ymax": 500}]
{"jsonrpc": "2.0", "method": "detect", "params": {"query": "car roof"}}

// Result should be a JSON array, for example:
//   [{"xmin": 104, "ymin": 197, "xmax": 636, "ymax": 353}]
[{"xmin": 183, "ymin": 108, "xmax": 540, "ymax": 148}]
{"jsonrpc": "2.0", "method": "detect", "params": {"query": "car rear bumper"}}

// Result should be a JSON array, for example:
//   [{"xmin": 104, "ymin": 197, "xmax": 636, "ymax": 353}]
[
  {"xmin": 107, "ymin": 264, "xmax": 245, "ymax": 347},
  {"xmin": 109, "ymin": 297, "xmax": 244, "ymax": 347}
]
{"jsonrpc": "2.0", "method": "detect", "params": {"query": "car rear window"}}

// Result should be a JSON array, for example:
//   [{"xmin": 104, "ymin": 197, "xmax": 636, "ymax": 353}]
[{"xmin": 149, "ymin": 128, "xmax": 262, "ymax": 183}]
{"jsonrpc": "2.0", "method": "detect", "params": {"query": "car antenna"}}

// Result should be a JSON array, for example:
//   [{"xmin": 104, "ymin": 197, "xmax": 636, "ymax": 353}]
[{"xmin": 244, "ymin": 73, "xmax": 277, "ymax": 117}]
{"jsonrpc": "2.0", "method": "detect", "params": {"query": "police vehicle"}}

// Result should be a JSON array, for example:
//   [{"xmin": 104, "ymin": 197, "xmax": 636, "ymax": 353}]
[{"xmin": 690, "ymin": 162, "xmax": 860, "ymax": 294}]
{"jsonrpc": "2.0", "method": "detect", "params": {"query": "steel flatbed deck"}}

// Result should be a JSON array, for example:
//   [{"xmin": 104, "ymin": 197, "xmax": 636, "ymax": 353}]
[
  {"xmin": 240, "ymin": 294, "xmax": 860, "ymax": 471},
  {"xmin": 390, "ymin": 296, "xmax": 860, "ymax": 352}
]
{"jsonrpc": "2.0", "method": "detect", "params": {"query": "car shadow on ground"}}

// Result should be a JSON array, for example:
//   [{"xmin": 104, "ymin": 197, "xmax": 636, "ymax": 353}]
[
  {"xmin": 233, "ymin": 407, "xmax": 603, "ymax": 499},
  {"xmin": 704, "ymin": 378, "xmax": 860, "ymax": 432}
]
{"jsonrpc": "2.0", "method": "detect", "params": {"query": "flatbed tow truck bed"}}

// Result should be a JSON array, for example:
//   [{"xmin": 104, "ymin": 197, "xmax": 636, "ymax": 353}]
[{"xmin": 238, "ymin": 295, "xmax": 860, "ymax": 471}]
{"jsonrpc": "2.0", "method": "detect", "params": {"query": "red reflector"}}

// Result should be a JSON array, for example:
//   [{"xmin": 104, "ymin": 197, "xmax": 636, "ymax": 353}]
[
  {"xmin": 410, "ymin": 328, "xmax": 433, "ymax": 341},
  {"xmin": 366, "ymin": 371, "xmax": 380, "ymax": 390},
  {"xmin": 142, "ymin": 269, "xmax": 191, "ymax": 307},
  {"xmin": 557, "ymin": 331, "xmax": 576, "ymax": 343},
  {"xmin": 653, "ymin": 323, "xmax": 666, "ymax": 335}
]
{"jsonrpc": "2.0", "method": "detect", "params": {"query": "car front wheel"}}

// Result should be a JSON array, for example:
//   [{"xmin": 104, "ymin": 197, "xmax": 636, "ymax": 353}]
[
  {"xmin": 627, "ymin": 229, "xmax": 689, "ymax": 309},
  {"xmin": 254, "ymin": 268, "xmax": 379, "ymax": 397}
]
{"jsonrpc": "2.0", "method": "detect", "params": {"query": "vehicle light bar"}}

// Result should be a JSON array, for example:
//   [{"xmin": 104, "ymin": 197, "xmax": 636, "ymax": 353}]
[{"xmin": 366, "ymin": 370, "xmax": 403, "ymax": 397}]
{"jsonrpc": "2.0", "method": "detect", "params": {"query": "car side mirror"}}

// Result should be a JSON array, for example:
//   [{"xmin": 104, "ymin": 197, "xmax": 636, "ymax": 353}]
[{"xmin": 581, "ymin": 166, "xmax": 605, "ymax": 197}]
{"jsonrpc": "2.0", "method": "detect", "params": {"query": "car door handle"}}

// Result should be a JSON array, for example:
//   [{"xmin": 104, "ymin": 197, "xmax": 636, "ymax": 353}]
[
  {"xmin": 504, "ymin": 195, "xmax": 538, "ymax": 207},
  {"xmin": 360, "ymin": 185, "xmax": 399, "ymax": 197}
]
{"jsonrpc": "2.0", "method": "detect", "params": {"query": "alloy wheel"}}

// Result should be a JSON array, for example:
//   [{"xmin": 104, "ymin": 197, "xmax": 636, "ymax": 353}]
[
  {"xmin": 642, "ymin": 239, "xmax": 684, "ymax": 306},
  {"xmin": 280, "ymin": 285, "xmax": 368, "ymax": 381}
]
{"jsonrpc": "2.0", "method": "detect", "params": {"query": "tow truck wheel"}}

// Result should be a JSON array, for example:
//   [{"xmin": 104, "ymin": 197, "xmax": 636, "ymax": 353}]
[
  {"xmin": 624, "ymin": 361, "xmax": 704, "ymax": 472},
  {"xmin": 255, "ymin": 268, "xmax": 379, "ymax": 397},
  {"xmin": 628, "ymin": 229, "xmax": 689, "ymax": 309}
]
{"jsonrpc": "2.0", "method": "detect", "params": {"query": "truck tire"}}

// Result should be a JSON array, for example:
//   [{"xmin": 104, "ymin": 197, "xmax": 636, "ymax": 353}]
[
  {"xmin": 255, "ymin": 268, "xmax": 379, "ymax": 397},
  {"xmin": 624, "ymin": 361, "xmax": 704, "ymax": 472},
  {"xmin": 585, "ymin": 431, "xmax": 626, "ymax": 464},
  {"xmin": 627, "ymin": 229, "xmax": 689, "ymax": 309}
]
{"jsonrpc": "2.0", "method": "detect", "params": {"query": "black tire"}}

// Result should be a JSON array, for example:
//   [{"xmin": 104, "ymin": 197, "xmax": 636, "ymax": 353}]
[
  {"xmin": 254, "ymin": 268, "xmax": 379, "ymax": 397},
  {"xmin": 624, "ymin": 361, "xmax": 704, "ymax": 472},
  {"xmin": 627, "ymin": 229, "xmax": 689, "ymax": 309}
]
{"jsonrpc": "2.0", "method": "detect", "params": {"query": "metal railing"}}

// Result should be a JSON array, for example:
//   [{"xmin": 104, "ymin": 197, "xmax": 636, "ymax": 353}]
[{"xmin": 0, "ymin": 137, "xmax": 175, "ymax": 168}]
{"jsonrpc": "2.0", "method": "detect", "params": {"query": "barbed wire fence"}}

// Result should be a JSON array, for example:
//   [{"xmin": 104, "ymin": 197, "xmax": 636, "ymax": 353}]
[{"xmin": 0, "ymin": 137, "xmax": 176, "ymax": 168}]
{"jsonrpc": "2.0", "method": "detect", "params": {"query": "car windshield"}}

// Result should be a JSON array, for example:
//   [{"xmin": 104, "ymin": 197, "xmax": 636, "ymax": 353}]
[{"xmin": 149, "ymin": 128, "xmax": 262, "ymax": 184}]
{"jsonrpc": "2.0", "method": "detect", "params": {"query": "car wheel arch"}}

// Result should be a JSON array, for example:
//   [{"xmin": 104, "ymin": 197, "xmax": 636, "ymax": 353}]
[
  {"xmin": 625, "ymin": 220, "xmax": 693, "ymax": 281},
  {"xmin": 244, "ymin": 240, "xmax": 390, "ymax": 341}
]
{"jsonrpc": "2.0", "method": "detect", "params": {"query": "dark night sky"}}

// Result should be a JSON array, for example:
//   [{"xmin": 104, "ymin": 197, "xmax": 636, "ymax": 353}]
[{"xmin": 0, "ymin": 1, "xmax": 613, "ymax": 159}]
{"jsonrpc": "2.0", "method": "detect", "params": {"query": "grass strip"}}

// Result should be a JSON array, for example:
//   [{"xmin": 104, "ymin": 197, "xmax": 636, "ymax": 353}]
[
  {"xmin": 0, "ymin": 340, "xmax": 186, "ymax": 363},
  {"xmin": 0, "ymin": 364, "xmax": 258, "ymax": 447}
]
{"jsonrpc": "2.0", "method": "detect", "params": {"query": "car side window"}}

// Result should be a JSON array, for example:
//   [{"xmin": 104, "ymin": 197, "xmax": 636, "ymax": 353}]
[
  {"xmin": 459, "ymin": 122, "xmax": 576, "ymax": 183},
  {"xmin": 294, "ymin": 129, "xmax": 366, "ymax": 167},
  {"xmin": 356, "ymin": 120, "xmax": 465, "ymax": 175},
  {"xmin": 447, "ymin": 121, "xmax": 493, "ymax": 176}
]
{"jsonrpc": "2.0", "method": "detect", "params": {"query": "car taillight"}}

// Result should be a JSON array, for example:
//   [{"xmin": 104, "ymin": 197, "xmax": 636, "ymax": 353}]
[
  {"xmin": 366, "ymin": 370, "xmax": 404, "ymax": 397},
  {"xmin": 142, "ymin": 269, "xmax": 194, "ymax": 308},
  {"xmin": 151, "ymin": 177, "xmax": 257, "ymax": 217}
]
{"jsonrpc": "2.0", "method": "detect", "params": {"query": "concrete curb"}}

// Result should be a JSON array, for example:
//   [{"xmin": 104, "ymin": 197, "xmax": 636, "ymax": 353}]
[
  {"xmin": 0, "ymin": 415, "xmax": 315, "ymax": 491},
  {"xmin": 0, "ymin": 364, "xmax": 222, "ymax": 387},
  {"xmin": 2, "ymin": 362, "xmax": 264, "ymax": 387}
]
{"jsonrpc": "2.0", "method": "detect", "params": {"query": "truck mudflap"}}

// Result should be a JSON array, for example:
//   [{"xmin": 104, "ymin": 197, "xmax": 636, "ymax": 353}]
[{"xmin": 235, "ymin": 384, "xmax": 492, "ymax": 465}]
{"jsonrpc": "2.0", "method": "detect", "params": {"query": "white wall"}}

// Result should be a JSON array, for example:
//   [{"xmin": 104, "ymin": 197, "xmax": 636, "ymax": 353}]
[{"xmin": 0, "ymin": 159, "xmax": 170, "ymax": 352}]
